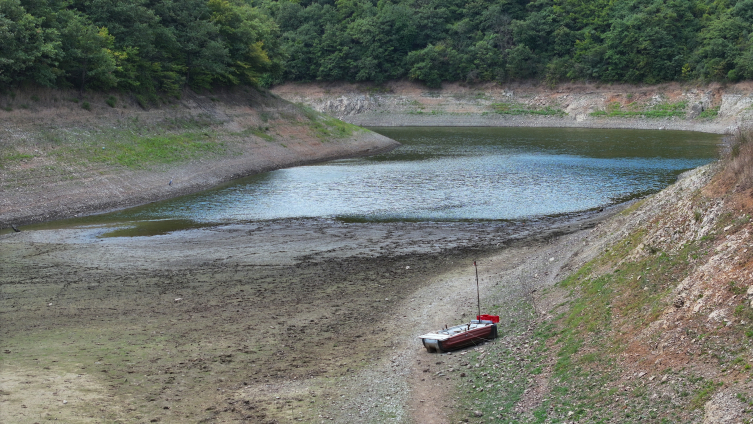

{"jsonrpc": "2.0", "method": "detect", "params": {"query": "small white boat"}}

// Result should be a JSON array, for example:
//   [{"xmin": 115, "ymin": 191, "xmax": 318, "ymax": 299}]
[{"xmin": 419, "ymin": 315, "xmax": 499, "ymax": 353}]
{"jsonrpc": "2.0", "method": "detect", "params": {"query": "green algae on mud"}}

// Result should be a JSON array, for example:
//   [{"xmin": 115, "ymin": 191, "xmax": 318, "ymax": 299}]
[{"xmin": 97, "ymin": 219, "xmax": 215, "ymax": 237}]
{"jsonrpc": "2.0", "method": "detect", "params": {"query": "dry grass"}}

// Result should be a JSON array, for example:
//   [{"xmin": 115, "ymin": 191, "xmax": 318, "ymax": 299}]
[{"xmin": 725, "ymin": 127, "xmax": 753, "ymax": 191}]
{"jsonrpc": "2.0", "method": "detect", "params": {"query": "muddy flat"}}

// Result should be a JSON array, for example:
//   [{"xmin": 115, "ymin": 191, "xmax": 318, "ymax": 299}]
[{"xmin": 0, "ymin": 210, "xmax": 615, "ymax": 423}]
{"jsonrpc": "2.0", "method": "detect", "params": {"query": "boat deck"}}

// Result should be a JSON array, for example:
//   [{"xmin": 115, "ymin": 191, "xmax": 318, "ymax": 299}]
[{"xmin": 419, "ymin": 320, "xmax": 493, "ymax": 341}]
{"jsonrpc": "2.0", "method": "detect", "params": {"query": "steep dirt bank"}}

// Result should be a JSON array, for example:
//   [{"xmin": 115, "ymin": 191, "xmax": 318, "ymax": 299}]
[
  {"xmin": 272, "ymin": 80, "xmax": 753, "ymax": 133},
  {"xmin": 440, "ymin": 134, "xmax": 753, "ymax": 423},
  {"xmin": 0, "ymin": 87, "xmax": 398, "ymax": 226}
]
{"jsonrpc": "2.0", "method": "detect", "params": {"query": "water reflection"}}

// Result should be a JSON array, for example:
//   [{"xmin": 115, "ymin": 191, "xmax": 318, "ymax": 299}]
[
  {"xmin": 18, "ymin": 127, "xmax": 719, "ymax": 236},
  {"xmin": 108, "ymin": 127, "xmax": 719, "ymax": 225}
]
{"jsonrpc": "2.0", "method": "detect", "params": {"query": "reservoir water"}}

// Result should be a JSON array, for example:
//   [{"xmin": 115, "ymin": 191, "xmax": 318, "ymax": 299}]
[{"xmin": 39, "ymin": 127, "xmax": 721, "ymax": 234}]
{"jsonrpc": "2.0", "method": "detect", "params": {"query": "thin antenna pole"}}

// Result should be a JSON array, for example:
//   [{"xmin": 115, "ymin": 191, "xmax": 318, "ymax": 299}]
[{"xmin": 474, "ymin": 260, "xmax": 480, "ymax": 318}]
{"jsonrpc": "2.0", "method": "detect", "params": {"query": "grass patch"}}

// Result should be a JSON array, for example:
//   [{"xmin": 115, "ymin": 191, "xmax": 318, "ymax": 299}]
[
  {"xmin": 14, "ymin": 114, "xmax": 227, "ymax": 171},
  {"xmin": 0, "ymin": 151, "xmax": 34, "ymax": 168},
  {"xmin": 297, "ymin": 105, "xmax": 359, "ymax": 140},
  {"xmin": 89, "ymin": 133, "xmax": 224, "ymax": 168},
  {"xmin": 245, "ymin": 126, "xmax": 276, "ymax": 142},
  {"xmin": 690, "ymin": 380, "xmax": 722, "ymax": 409},
  {"xmin": 491, "ymin": 102, "xmax": 566, "ymax": 116},
  {"xmin": 698, "ymin": 105, "xmax": 720, "ymax": 119},
  {"xmin": 161, "ymin": 116, "xmax": 215, "ymax": 131},
  {"xmin": 319, "ymin": 116, "xmax": 359, "ymax": 139},
  {"xmin": 591, "ymin": 101, "xmax": 687, "ymax": 118}
]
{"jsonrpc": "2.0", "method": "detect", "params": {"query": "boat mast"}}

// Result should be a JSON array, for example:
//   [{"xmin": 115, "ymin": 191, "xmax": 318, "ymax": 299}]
[{"xmin": 474, "ymin": 260, "xmax": 480, "ymax": 318}]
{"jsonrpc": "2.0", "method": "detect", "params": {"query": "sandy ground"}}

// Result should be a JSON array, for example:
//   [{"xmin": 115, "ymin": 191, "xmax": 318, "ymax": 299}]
[{"xmin": 0, "ymin": 202, "xmax": 621, "ymax": 423}]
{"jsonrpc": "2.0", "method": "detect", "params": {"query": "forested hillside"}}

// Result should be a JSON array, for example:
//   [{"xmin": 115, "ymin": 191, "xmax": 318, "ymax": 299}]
[
  {"xmin": 0, "ymin": 0, "xmax": 282, "ymax": 103},
  {"xmin": 3, "ymin": 0, "xmax": 753, "ymax": 93},
  {"xmin": 264, "ymin": 0, "xmax": 753, "ymax": 87}
]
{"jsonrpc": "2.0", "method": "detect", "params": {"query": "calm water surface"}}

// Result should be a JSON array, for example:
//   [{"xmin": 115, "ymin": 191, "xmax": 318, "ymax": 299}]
[{"xmin": 92, "ymin": 127, "xmax": 719, "ymax": 230}]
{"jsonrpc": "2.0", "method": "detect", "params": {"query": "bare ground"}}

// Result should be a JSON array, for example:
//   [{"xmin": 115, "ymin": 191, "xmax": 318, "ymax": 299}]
[{"xmin": 0, "ymin": 204, "xmax": 620, "ymax": 423}]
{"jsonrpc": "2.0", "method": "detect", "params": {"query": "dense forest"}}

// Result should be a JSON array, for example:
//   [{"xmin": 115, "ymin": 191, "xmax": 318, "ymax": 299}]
[
  {"xmin": 3, "ymin": 0, "xmax": 753, "ymax": 95},
  {"xmin": 0, "ymin": 0, "xmax": 283, "ymax": 101}
]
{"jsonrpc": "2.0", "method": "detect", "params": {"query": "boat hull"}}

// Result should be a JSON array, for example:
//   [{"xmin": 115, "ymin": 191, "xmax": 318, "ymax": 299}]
[
  {"xmin": 420, "ymin": 323, "xmax": 497, "ymax": 353},
  {"xmin": 439, "ymin": 324, "xmax": 497, "ymax": 351}
]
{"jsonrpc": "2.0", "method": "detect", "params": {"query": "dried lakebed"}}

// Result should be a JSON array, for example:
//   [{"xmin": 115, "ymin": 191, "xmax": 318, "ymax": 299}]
[{"xmin": 0, "ymin": 208, "xmax": 618, "ymax": 423}]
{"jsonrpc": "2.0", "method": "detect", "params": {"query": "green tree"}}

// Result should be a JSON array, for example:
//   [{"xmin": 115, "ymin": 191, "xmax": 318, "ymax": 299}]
[
  {"xmin": 601, "ymin": 0, "xmax": 700, "ymax": 83},
  {"xmin": 72, "ymin": 0, "xmax": 182, "ymax": 95},
  {"xmin": 154, "ymin": 0, "xmax": 229, "ymax": 89},
  {"xmin": 209, "ymin": 0, "xmax": 281, "ymax": 86},
  {"xmin": 407, "ymin": 43, "xmax": 463, "ymax": 87},
  {"xmin": 57, "ymin": 10, "xmax": 118, "ymax": 91},
  {"xmin": 0, "ymin": 0, "xmax": 62, "ymax": 87}
]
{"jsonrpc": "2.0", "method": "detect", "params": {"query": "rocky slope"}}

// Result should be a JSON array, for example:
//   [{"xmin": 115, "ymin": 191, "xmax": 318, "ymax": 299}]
[
  {"xmin": 432, "ymin": 132, "xmax": 753, "ymax": 423},
  {"xmin": 0, "ymin": 87, "xmax": 398, "ymax": 226},
  {"xmin": 272, "ymin": 80, "xmax": 753, "ymax": 134}
]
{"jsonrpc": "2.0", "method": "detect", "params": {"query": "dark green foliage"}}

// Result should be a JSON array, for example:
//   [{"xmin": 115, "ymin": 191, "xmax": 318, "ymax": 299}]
[
  {"xmin": 4, "ymin": 0, "xmax": 753, "ymax": 92},
  {"xmin": 1, "ymin": 0, "xmax": 281, "ymax": 94},
  {"xmin": 259, "ymin": 0, "xmax": 753, "ymax": 87},
  {"xmin": 0, "ymin": 0, "xmax": 63, "ymax": 87},
  {"xmin": 57, "ymin": 10, "xmax": 118, "ymax": 91}
]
